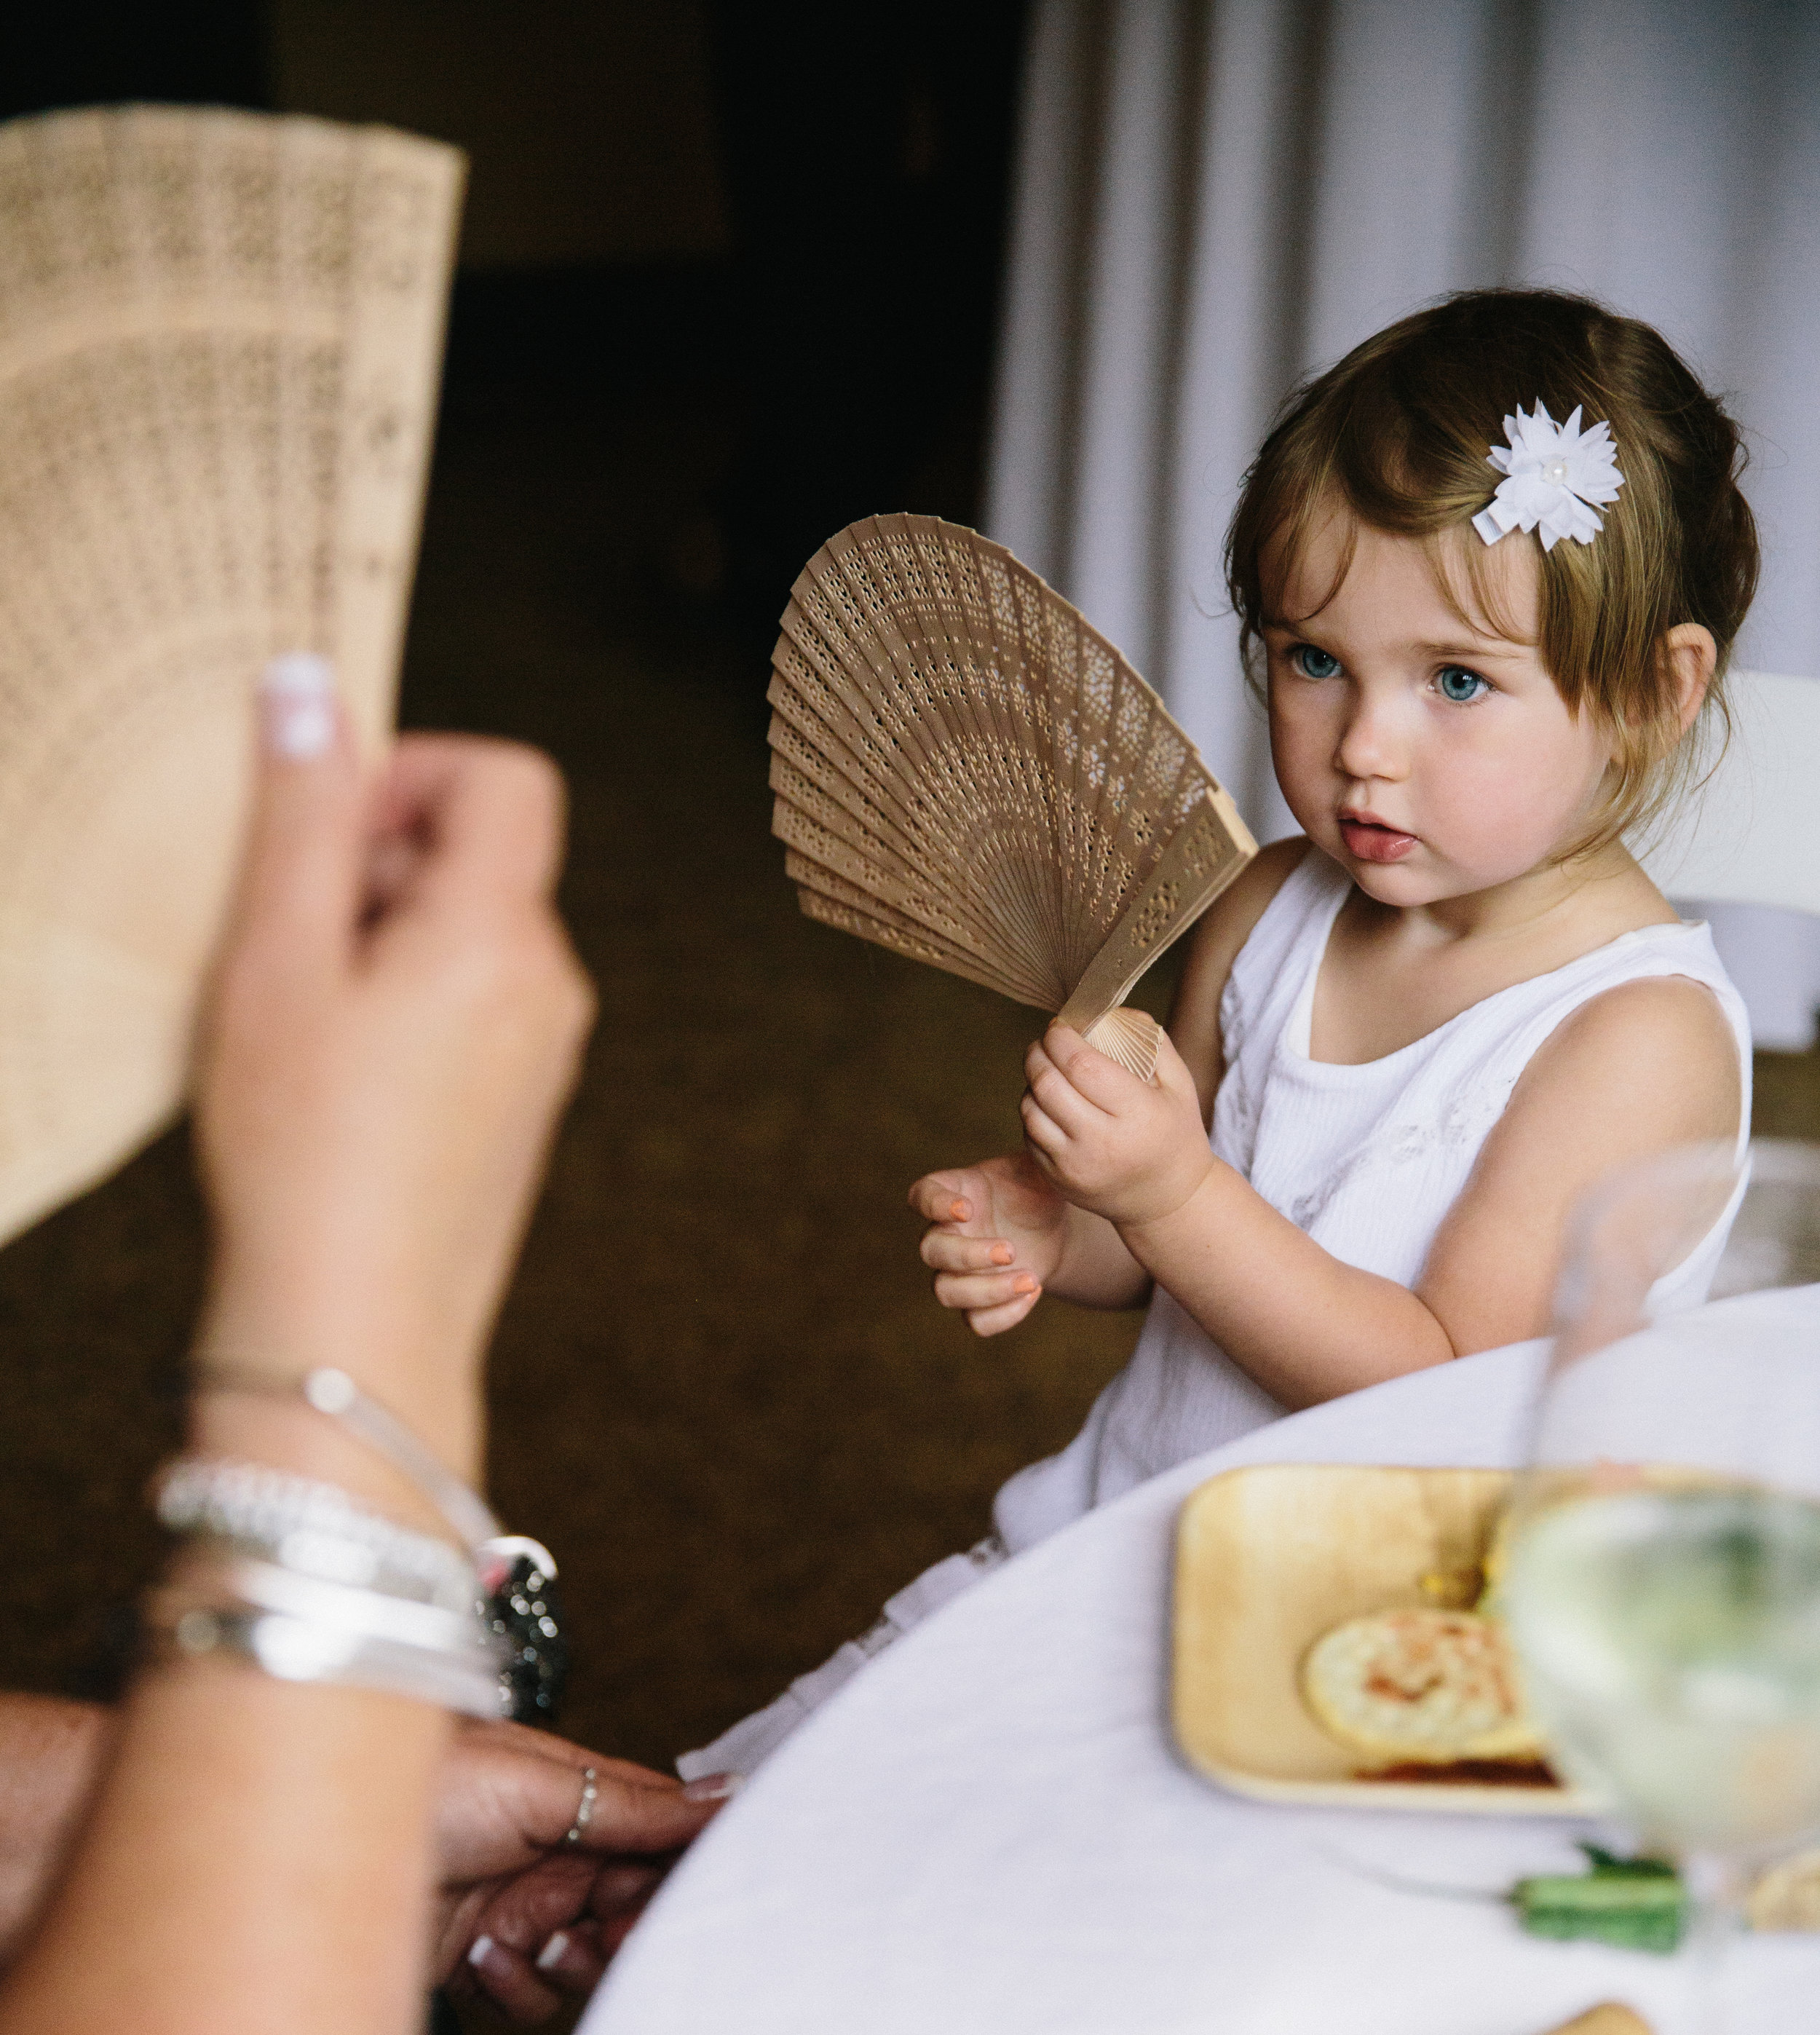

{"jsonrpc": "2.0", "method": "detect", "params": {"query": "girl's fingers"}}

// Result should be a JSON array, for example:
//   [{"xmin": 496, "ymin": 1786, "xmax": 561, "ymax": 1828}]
[
  {"xmin": 1046, "ymin": 1023, "xmax": 1144, "ymax": 1110},
  {"xmin": 1020, "ymin": 1093, "xmax": 1068, "ymax": 1159},
  {"xmin": 933, "ymin": 1270, "xmax": 1040, "ymax": 1311},
  {"xmin": 919, "ymin": 1229, "xmax": 1015, "ymax": 1273},
  {"xmin": 1024, "ymin": 1049, "xmax": 1101, "ymax": 1137},
  {"xmin": 1023, "ymin": 1038, "xmax": 1056, "ymax": 1088},
  {"xmin": 909, "ymin": 1172, "xmax": 978, "ymax": 1225},
  {"xmin": 965, "ymin": 1289, "xmax": 1042, "ymax": 1337}
]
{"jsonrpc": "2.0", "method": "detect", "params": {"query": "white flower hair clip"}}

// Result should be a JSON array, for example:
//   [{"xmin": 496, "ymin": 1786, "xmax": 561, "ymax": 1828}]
[{"xmin": 1471, "ymin": 402, "xmax": 1624, "ymax": 552}]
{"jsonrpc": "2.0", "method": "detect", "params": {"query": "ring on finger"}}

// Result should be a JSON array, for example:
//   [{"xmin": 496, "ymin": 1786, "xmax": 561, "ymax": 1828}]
[{"xmin": 563, "ymin": 1766, "xmax": 598, "ymax": 1846}]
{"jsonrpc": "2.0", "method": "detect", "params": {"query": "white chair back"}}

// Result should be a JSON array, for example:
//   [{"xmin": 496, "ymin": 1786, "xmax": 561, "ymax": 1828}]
[{"xmin": 1638, "ymin": 669, "xmax": 1820, "ymax": 917}]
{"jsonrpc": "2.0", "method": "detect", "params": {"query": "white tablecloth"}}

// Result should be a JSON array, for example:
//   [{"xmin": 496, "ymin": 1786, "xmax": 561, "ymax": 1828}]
[{"xmin": 581, "ymin": 1340, "xmax": 1819, "ymax": 2034}]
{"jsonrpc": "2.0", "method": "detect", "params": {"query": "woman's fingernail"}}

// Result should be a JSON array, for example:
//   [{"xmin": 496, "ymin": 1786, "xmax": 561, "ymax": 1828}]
[
  {"xmin": 467, "ymin": 1935, "xmax": 498, "ymax": 1971},
  {"xmin": 534, "ymin": 1932, "xmax": 571, "ymax": 1973},
  {"xmin": 951, "ymin": 1199, "xmax": 970, "ymax": 1221},
  {"xmin": 681, "ymin": 1771, "xmax": 744, "ymax": 1803},
  {"xmin": 260, "ymin": 652, "xmax": 336, "ymax": 759},
  {"xmin": 991, "ymin": 1243, "xmax": 1013, "ymax": 1265},
  {"xmin": 1014, "ymin": 1275, "xmax": 1038, "ymax": 1294}
]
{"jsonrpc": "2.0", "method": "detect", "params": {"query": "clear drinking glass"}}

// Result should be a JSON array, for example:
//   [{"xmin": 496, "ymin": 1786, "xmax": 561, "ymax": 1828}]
[{"xmin": 1500, "ymin": 1140, "xmax": 1820, "ymax": 2031}]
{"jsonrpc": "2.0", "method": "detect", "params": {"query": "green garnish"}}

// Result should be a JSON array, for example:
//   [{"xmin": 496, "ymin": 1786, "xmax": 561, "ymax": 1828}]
[{"xmin": 1514, "ymin": 1845, "xmax": 1687, "ymax": 1954}]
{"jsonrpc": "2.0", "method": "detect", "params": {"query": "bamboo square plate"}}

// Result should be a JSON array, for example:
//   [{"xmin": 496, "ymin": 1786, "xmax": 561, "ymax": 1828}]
[{"xmin": 1172, "ymin": 1463, "xmax": 1599, "ymax": 1815}]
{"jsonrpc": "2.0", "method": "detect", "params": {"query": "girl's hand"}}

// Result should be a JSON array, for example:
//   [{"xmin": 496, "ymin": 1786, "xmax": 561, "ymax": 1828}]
[
  {"xmin": 909, "ymin": 1152, "xmax": 1069, "ymax": 1337},
  {"xmin": 1020, "ymin": 1024, "xmax": 1214, "ymax": 1228}
]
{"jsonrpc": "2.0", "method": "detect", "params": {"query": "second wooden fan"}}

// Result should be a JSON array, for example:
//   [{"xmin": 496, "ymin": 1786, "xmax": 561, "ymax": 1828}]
[
  {"xmin": 0, "ymin": 106, "xmax": 462, "ymax": 1244},
  {"xmin": 768, "ymin": 514, "xmax": 1257, "ymax": 1078}
]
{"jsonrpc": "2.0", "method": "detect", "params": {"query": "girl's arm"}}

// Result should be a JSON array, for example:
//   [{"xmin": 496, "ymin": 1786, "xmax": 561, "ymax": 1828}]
[
  {"xmin": 1023, "ymin": 973, "xmax": 1741, "ymax": 1407},
  {"xmin": 910, "ymin": 839, "xmax": 1310, "ymax": 1335}
]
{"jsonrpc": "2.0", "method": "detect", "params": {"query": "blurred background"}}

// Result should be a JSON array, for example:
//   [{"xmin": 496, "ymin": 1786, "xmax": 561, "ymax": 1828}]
[{"xmin": 1, "ymin": 15, "xmax": 1819, "ymax": 2023}]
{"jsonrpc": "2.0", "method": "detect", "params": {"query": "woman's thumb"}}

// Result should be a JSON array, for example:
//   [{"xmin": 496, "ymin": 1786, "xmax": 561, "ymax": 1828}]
[{"xmin": 223, "ymin": 655, "xmax": 365, "ymax": 978}]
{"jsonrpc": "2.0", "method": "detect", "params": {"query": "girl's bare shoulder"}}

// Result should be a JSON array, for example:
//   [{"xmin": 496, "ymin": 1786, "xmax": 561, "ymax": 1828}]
[{"xmin": 1519, "ymin": 971, "xmax": 1741, "ymax": 1137}]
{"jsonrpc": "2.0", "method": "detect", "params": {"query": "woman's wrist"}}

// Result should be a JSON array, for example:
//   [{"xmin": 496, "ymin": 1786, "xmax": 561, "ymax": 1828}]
[
  {"xmin": 183, "ymin": 1391, "xmax": 470, "ymax": 1541},
  {"xmin": 194, "ymin": 1271, "xmax": 486, "ymax": 1489}
]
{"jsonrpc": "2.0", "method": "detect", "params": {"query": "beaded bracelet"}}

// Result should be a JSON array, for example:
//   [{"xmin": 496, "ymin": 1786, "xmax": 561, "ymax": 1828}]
[{"xmin": 156, "ymin": 1458, "xmax": 475, "ymax": 1610}]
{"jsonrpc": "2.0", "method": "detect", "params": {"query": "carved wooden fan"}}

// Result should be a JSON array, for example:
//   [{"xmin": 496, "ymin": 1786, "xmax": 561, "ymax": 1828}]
[
  {"xmin": 0, "ymin": 106, "xmax": 462, "ymax": 1245},
  {"xmin": 768, "ymin": 514, "xmax": 1257, "ymax": 1079}
]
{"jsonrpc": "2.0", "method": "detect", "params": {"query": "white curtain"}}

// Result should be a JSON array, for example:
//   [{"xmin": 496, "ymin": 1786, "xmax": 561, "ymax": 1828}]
[{"xmin": 986, "ymin": 0, "xmax": 1820, "ymax": 1045}]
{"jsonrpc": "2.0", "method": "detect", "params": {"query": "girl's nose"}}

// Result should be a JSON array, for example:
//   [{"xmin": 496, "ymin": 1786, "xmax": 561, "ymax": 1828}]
[{"xmin": 1334, "ymin": 697, "xmax": 1408, "ymax": 783}]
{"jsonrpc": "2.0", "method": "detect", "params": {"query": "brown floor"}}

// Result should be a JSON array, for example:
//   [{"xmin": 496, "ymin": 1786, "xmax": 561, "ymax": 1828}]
[{"xmin": 4, "ymin": 381, "xmax": 1819, "ymax": 2031}]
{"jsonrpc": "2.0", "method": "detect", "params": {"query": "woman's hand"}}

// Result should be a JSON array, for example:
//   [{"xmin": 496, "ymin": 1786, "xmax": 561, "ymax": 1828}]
[
  {"xmin": 909, "ymin": 1152, "xmax": 1070, "ymax": 1336},
  {"xmin": 429, "ymin": 1721, "xmax": 721, "ymax": 2023},
  {"xmin": 191, "ymin": 667, "xmax": 595, "ymax": 1476},
  {"xmin": 1019, "ymin": 1024, "xmax": 1214, "ymax": 1229}
]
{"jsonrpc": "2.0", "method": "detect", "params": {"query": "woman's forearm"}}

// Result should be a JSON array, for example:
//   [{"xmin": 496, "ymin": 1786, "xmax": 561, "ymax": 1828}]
[
  {"xmin": 1117, "ymin": 1160, "xmax": 1455, "ymax": 1406},
  {"xmin": 0, "ymin": 1370, "xmax": 462, "ymax": 2035},
  {"xmin": 0, "ymin": 1670, "xmax": 448, "ymax": 2035}
]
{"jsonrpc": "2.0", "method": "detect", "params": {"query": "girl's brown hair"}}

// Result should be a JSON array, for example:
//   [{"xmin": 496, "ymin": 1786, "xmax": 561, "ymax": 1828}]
[{"xmin": 1224, "ymin": 289, "xmax": 1759, "ymax": 850}]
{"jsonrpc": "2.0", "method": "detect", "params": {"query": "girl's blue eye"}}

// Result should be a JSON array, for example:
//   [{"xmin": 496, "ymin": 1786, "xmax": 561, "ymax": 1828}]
[
  {"xmin": 1437, "ymin": 665, "xmax": 1489, "ymax": 703},
  {"xmin": 1292, "ymin": 644, "xmax": 1342, "ymax": 679}
]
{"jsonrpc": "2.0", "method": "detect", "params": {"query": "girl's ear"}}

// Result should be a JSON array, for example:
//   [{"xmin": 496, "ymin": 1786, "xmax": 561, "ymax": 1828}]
[{"xmin": 1660, "ymin": 623, "xmax": 1717, "ymax": 737}]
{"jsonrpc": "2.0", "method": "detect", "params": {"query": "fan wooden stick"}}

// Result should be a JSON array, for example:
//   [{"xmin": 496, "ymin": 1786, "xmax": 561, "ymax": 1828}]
[{"xmin": 767, "ymin": 514, "xmax": 1258, "ymax": 1080}]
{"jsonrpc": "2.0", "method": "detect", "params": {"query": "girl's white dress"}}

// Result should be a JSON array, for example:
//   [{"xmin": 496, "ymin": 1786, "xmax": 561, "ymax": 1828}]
[{"xmin": 678, "ymin": 846, "xmax": 1754, "ymax": 1782}]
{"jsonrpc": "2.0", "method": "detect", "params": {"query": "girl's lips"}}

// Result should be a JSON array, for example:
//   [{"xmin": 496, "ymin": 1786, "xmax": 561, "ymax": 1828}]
[{"xmin": 1339, "ymin": 817, "xmax": 1418, "ymax": 863}]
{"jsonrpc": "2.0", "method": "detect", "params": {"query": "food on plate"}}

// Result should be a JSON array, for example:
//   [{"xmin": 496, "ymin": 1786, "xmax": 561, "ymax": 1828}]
[
  {"xmin": 1299, "ymin": 1606, "xmax": 1543, "ymax": 1763},
  {"xmin": 1538, "ymin": 2009, "xmax": 1652, "ymax": 2035},
  {"xmin": 1362, "ymin": 1757, "xmax": 1556, "ymax": 1787}
]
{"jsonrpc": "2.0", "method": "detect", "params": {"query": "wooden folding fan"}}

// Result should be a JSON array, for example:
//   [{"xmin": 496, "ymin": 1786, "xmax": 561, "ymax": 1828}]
[
  {"xmin": 0, "ymin": 106, "xmax": 462, "ymax": 1244},
  {"xmin": 768, "ymin": 514, "xmax": 1257, "ymax": 1079}
]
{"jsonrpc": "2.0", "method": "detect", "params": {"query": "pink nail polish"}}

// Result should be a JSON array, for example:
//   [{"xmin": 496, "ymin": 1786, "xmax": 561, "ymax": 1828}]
[
  {"xmin": 991, "ymin": 1244, "xmax": 1013, "ymax": 1265},
  {"xmin": 681, "ymin": 1771, "xmax": 744, "ymax": 1803}
]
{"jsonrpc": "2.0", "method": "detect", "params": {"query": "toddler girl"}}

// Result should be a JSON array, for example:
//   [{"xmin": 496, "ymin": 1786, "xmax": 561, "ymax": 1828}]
[{"xmin": 679, "ymin": 287, "xmax": 1757, "ymax": 1783}]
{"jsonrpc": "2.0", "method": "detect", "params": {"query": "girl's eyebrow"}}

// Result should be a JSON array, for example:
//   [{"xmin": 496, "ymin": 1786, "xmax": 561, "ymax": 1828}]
[{"xmin": 1410, "ymin": 636, "xmax": 1530, "ymax": 660}]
